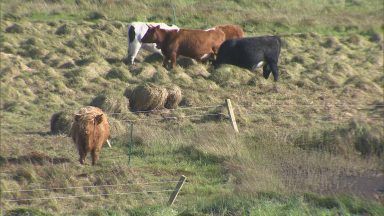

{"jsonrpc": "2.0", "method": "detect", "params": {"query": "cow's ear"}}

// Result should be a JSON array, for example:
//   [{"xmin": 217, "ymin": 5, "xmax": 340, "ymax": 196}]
[
  {"xmin": 95, "ymin": 114, "xmax": 103, "ymax": 124},
  {"xmin": 155, "ymin": 25, "xmax": 160, "ymax": 29},
  {"xmin": 74, "ymin": 114, "xmax": 81, "ymax": 122}
]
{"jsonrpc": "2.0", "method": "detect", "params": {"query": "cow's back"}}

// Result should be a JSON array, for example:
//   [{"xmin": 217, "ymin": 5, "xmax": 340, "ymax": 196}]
[
  {"xmin": 215, "ymin": 25, "xmax": 244, "ymax": 40},
  {"xmin": 215, "ymin": 36, "xmax": 281, "ymax": 69},
  {"xmin": 172, "ymin": 29, "xmax": 225, "ymax": 58}
]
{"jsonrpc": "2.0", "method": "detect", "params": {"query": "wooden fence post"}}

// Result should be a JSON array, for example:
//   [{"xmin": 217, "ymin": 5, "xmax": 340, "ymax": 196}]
[
  {"xmin": 168, "ymin": 175, "xmax": 186, "ymax": 206},
  {"xmin": 225, "ymin": 99, "xmax": 239, "ymax": 133}
]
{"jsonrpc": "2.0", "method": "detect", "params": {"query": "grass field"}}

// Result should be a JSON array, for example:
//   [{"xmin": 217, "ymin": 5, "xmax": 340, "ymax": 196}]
[{"xmin": 1, "ymin": 0, "xmax": 384, "ymax": 215}]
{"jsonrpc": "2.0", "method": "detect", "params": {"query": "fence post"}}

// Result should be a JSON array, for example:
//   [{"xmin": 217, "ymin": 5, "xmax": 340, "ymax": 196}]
[
  {"xmin": 225, "ymin": 99, "xmax": 239, "ymax": 133},
  {"xmin": 168, "ymin": 175, "xmax": 186, "ymax": 206}
]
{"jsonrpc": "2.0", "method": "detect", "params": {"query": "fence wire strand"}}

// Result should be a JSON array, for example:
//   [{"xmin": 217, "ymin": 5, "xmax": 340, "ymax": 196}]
[
  {"xmin": 4, "ymin": 189, "xmax": 175, "ymax": 202},
  {"xmin": 3, "ymin": 180, "xmax": 180, "ymax": 193}
]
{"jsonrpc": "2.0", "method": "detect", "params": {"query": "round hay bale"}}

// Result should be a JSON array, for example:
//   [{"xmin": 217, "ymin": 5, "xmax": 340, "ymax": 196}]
[
  {"xmin": 90, "ymin": 92, "xmax": 129, "ymax": 114},
  {"xmin": 50, "ymin": 110, "xmax": 73, "ymax": 134},
  {"xmin": 129, "ymin": 83, "xmax": 168, "ymax": 111},
  {"xmin": 165, "ymin": 85, "xmax": 182, "ymax": 109}
]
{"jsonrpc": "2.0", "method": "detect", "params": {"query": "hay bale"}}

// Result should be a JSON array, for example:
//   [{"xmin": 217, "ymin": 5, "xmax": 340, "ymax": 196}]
[
  {"xmin": 50, "ymin": 111, "xmax": 73, "ymax": 134},
  {"xmin": 5, "ymin": 24, "xmax": 23, "ymax": 33},
  {"xmin": 90, "ymin": 92, "xmax": 129, "ymax": 114},
  {"xmin": 129, "ymin": 83, "xmax": 168, "ymax": 111},
  {"xmin": 165, "ymin": 85, "xmax": 182, "ymax": 109}
]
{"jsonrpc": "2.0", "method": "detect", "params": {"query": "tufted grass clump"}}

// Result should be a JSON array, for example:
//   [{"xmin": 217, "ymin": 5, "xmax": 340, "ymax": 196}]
[
  {"xmin": 294, "ymin": 120, "xmax": 384, "ymax": 157},
  {"xmin": 5, "ymin": 23, "xmax": 23, "ymax": 33},
  {"xmin": 105, "ymin": 67, "xmax": 131, "ymax": 82}
]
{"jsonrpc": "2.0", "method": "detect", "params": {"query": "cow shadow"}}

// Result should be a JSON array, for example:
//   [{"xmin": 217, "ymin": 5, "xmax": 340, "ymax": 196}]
[{"xmin": 143, "ymin": 53, "xmax": 163, "ymax": 63}]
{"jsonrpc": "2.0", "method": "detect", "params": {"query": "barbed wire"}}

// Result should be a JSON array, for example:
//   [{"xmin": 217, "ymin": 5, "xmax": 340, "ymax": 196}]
[
  {"xmin": 3, "ymin": 189, "xmax": 175, "ymax": 202},
  {"xmin": 3, "ymin": 180, "xmax": 179, "ymax": 193},
  {"xmin": 107, "ymin": 104, "xmax": 224, "ymax": 115},
  {"xmin": 234, "ymin": 103, "xmax": 384, "ymax": 109},
  {"xmin": 114, "ymin": 112, "xmax": 227, "ymax": 123}
]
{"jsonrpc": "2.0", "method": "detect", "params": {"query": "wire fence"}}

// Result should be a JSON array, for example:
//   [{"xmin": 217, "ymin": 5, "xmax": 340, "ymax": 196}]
[
  {"xmin": 1, "ymin": 100, "xmax": 383, "ymax": 209},
  {"xmin": 3, "ymin": 189, "xmax": 175, "ymax": 202},
  {"xmin": 2, "ymin": 180, "xmax": 180, "ymax": 193},
  {"xmin": 2, "ymin": 178, "xmax": 183, "ymax": 203}
]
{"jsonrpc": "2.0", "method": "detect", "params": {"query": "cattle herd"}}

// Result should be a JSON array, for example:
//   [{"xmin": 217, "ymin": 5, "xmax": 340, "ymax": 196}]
[{"xmin": 71, "ymin": 22, "xmax": 282, "ymax": 165}]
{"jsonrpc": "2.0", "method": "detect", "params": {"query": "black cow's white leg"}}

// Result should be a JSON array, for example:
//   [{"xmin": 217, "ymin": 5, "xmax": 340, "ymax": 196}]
[{"xmin": 263, "ymin": 64, "xmax": 271, "ymax": 79}]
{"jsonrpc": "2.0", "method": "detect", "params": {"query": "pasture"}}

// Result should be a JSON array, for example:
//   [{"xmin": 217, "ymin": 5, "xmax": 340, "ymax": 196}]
[{"xmin": 1, "ymin": 0, "xmax": 383, "ymax": 215}]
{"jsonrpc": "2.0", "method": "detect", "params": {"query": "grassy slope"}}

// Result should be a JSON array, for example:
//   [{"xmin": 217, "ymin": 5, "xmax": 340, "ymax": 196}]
[{"xmin": 1, "ymin": 0, "xmax": 384, "ymax": 215}]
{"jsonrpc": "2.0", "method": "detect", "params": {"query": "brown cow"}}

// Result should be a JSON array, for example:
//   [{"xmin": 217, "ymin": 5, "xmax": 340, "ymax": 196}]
[
  {"xmin": 70, "ymin": 106, "xmax": 110, "ymax": 165},
  {"xmin": 213, "ymin": 25, "xmax": 244, "ymax": 40},
  {"xmin": 141, "ymin": 25, "xmax": 225, "ymax": 69}
]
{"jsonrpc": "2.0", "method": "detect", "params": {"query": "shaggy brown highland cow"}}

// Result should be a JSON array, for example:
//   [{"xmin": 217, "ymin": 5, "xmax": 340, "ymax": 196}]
[{"xmin": 70, "ymin": 106, "xmax": 110, "ymax": 165}]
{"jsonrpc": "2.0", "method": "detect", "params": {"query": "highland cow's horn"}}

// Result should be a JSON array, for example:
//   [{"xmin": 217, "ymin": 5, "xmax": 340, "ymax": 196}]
[{"xmin": 106, "ymin": 139, "xmax": 112, "ymax": 148}]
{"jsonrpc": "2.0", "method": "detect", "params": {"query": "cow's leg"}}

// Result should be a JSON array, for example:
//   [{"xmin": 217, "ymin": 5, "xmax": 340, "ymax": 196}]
[
  {"xmin": 269, "ymin": 61, "xmax": 279, "ymax": 82},
  {"xmin": 170, "ymin": 52, "xmax": 177, "ymax": 69},
  {"xmin": 91, "ymin": 149, "xmax": 100, "ymax": 166},
  {"xmin": 78, "ymin": 146, "xmax": 87, "ymax": 165},
  {"xmin": 127, "ymin": 41, "xmax": 142, "ymax": 65},
  {"xmin": 263, "ymin": 64, "xmax": 271, "ymax": 79},
  {"xmin": 162, "ymin": 56, "xmax": 170, "ymax": 69}
]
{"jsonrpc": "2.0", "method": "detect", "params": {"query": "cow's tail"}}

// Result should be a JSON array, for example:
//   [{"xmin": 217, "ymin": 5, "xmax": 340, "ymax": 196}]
[{"xmin": 128, "ymin": 25, "xmax": 135, "ymax": 43}]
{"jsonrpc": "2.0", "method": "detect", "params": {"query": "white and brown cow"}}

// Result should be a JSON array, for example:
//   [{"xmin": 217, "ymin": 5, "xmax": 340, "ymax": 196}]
[{"xmin": 127, "ymin": 22, "xmax": 179, "ymax": 65}]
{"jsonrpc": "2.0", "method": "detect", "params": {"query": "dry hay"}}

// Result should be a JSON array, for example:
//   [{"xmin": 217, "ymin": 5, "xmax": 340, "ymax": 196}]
[
  {"xmin": 165, "ymin": 85, "xmax": 182, "ymax": 109},
  {"xmin": 129, "ymin": 83, "xmax": 168, "ymax": 111},
  {"xmin": 90, "ymin": 91, "xmax": 129, "ymax": 114},
  {"xmin": 210, "ymin": 64, "xmax": 253, "ymax": 87},
  {"xmin": 108, "ymin": 117, "xmax": 127, "ymax": 138},
  {"xmin": 50, "ymin": 110, "xmax": 73, "ymax": 135}
]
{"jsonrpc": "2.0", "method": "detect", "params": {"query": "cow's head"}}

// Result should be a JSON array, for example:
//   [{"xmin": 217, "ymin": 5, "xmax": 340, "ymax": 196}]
[
  {"xmin": 141, "ymin": 25, "xmax": 161, "ymax": 43},
  {"xmin": 75, "ymin": 113, "xmax": 104, "ymax": 135}
]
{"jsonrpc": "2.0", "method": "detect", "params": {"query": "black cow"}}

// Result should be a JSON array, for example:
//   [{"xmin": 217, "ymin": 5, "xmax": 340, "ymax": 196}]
[{"xmin": 213, "ymin": 36, "xmax": 281, "ymax": 81}]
